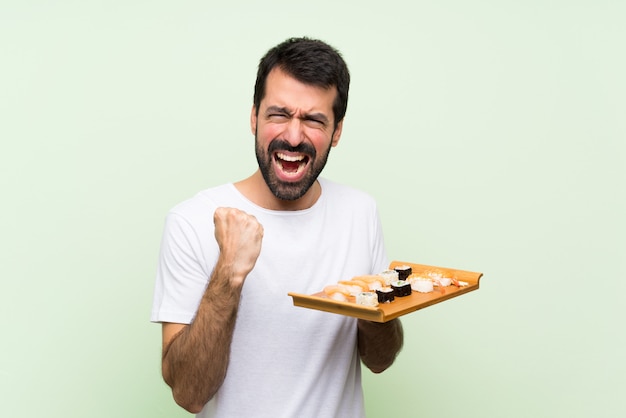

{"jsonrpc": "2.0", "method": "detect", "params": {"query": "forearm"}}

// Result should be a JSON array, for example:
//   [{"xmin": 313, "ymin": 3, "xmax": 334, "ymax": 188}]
[
  {"xmin": 357, "ymin": 318, "xmax": 404, "ymax": 373},
  {"xmin": 162, "ymin": 263, "xmax": 244, "ymax": 413}
]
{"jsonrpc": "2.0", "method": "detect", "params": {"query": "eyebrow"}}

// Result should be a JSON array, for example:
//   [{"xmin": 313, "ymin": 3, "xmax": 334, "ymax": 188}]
[{"xmin": 265, "ymin": 106, "xmax": 330, "ymax": 124}]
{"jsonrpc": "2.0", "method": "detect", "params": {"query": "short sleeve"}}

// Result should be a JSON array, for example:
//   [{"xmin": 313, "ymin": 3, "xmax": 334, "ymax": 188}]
[{"xmin": 150, "ymin": 212, "xmax": 215, "ymax": 324}]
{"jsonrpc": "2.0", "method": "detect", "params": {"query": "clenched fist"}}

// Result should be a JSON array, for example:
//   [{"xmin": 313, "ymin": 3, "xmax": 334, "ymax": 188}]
[{"xmin": 213, "ymin": 207, "xmax": 264, "ymax": 286}]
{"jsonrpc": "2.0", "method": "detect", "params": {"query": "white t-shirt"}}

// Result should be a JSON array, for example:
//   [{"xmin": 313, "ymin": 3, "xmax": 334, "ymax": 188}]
[{"xmin": 151, "ymin": 178, "xmax": 388, "ymax": 418}]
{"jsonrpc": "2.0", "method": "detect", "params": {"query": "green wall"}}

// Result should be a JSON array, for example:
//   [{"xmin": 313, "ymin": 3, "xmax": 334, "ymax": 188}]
[{"xmin": 2, "ymin": 1, "xmax": 624, "ymax": 417}]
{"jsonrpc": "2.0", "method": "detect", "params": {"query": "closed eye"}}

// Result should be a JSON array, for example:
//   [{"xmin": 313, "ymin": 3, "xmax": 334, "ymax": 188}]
[
  {"xmin": 265, "ymin": 106, "xmax": 291, "ymax": 122},
  {"xmin": 302, "ymin": 114, "xmax": 328, "ymax": 128},
  {"xmin": 268, "ymin": 113, "xmax": 289, "ymax": 122},
  {"xmin": 304, "ymin": 117, "xmax": 324, "ymax": 125},
  {"xmin": 264, "ymin": 106, "xmax": 330, "ymax": 128}
]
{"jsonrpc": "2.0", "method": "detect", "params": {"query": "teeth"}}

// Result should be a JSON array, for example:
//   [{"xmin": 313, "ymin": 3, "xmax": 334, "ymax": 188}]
[{"xmin": 277, "ymin": 152, "xmax": 305, "ymax": 162}]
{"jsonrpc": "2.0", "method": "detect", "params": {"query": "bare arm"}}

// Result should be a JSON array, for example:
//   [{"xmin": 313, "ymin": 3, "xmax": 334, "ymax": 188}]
[
  {"xmin": 357, "ymin": 318, "xmax": 403, "ymax": 373},
  {"xmin": 161, "ymin": 207, "xmax": 263, "ymax": 413}
]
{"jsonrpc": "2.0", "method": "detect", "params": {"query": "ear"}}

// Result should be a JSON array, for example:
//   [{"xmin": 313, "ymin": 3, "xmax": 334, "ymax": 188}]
[
  {"xmin": 250, "ymin": 105, "xmax": 257, "ymax": 135},
  {"xmin": 331, "ymin": 119, "xmax": 344, "ymax": 147}
]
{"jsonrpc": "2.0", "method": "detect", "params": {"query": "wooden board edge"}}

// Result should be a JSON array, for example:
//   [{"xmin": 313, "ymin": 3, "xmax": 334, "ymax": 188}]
[
  {"xmin": 288, "ymin": 292, "xmax": 386, "ymax": 322},
  {"xmin": 378, "ymin": 283, "xmax": 481, "ymax": 321}
]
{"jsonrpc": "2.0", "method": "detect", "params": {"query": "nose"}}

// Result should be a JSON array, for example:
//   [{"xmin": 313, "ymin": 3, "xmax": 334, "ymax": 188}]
[{"xmin": 283, "ymin": 118, "xmax": 305, "ymax": 146}]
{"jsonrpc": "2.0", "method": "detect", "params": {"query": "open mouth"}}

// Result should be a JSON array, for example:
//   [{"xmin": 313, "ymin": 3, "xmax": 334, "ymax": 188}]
[{"xmin": 274, "ymin": 152, "xmax": 310, "ymax": 177}]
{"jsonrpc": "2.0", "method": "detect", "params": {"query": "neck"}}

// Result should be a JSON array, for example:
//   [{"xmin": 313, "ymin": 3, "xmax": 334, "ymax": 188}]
[{"xmin": 234, "ymin": 171, "xmax": 321, "ymax": 211}]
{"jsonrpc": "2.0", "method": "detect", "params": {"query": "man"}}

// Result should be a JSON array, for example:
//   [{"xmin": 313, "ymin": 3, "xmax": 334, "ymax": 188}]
[{"xmin": 151, "ymin": 37, "xmax": 403, "ymax": 417}]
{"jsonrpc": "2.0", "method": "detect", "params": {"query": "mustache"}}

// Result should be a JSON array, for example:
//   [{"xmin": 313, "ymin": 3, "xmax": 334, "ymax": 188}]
[{"xmin": 268, "ymin": 139, "xmax": 316, "ymax": 158}]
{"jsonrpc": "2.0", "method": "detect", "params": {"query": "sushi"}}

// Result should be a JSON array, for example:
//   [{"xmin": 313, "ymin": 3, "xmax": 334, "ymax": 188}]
[
  {"xmin": 323, "ymin": 285, "xmax": 352, "ymax": 301},
  {"xmin": 410, "ymin": 277, "xmax": 434, "ymax": 293},
  {"xmin": 391, "ymin": 280, "xmax": 412, "ymax": 297},
  {"xmin": 376, "ymin": 287, "xmax": 395, "ymax": 303},
  {"xmin": 354, "ymin": 275, "xmax": 385, "ymax": 291},
  {"xmin": 378, "ymin": 270, "xmax": 399, "ymax": 286},
  {"xmin": 356, "ymin": 292, "xmax": 379, "ymax": 307},
  {"xmin": 394, "ymin": 265, "xmax": 412, "ymax": 281}
]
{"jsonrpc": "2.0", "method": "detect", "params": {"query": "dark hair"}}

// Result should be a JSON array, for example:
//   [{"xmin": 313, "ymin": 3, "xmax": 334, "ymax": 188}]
[{"xmin": 253, "ymin": 37, "xmax": 350, "ymax": 128}]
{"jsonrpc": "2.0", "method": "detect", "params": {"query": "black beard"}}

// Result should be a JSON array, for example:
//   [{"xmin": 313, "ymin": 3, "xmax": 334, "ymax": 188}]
[{"xmin": 255, "ymin": 136, "xmax": 332, "ymax": 201}]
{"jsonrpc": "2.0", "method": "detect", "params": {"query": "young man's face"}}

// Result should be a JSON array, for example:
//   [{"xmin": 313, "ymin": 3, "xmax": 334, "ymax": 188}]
[{"xmin": 251, "ymin": 67, "xmax": 343, "ymax": 201}]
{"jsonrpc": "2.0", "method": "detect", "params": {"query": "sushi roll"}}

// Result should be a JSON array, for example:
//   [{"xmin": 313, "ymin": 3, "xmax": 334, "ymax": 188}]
[
  {"xmin": 356, "ymin": 292, "xmax": 379, "ymax": 307},
  {"xmin": 376, "ymin": 287, "xmax": 395, "ymax": 303},
  {"xmin": 391, "ymin": 280, "xmax": 412, "ymax": 297},
  {"xmin": 394, "ymin": 265, "xmax": 412, "ymax": 281},
  {"xmin": 378, "ymin": 270, "xmax": 399, "ymax": 286}
]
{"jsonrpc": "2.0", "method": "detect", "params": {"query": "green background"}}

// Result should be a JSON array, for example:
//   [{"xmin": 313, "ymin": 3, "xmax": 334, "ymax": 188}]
[{"xmin": 2, "ymin": 1, "xmax": 624, "ymax": 417}]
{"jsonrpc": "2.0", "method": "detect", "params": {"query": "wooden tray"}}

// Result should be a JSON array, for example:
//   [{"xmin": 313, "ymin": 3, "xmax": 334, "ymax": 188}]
[{"xmin": 288, "ymin": 261, "xmax": 483, "ymax": 322}]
